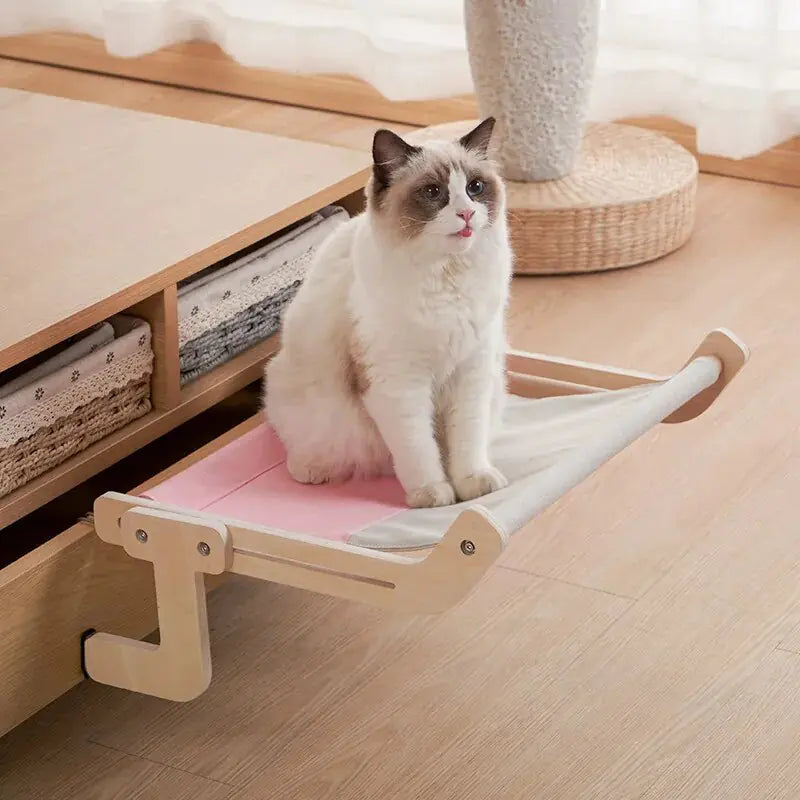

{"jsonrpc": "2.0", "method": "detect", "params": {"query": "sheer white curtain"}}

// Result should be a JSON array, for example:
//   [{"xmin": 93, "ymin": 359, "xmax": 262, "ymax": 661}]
[
  {"xmin": 1, "ymin": 1, "xmax": 472, "ymax": 101},
  {"xmin": 594, "ymin": 1, "xmax": 800, "ymax": 158},
  {"xmin": 3, "ymin": 0, "xmax": 799, "ymax": 158}
]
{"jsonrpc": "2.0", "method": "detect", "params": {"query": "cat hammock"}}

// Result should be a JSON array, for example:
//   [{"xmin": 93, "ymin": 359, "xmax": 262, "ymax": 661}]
[{"xmin": 82, "ymin": 329, "xmax": 747, "ymax": 701}]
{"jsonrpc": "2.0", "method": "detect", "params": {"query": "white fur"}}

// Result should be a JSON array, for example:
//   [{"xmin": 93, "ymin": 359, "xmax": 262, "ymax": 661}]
[{"xmin": 265, "ymin": 139, "xmax": 513, "ymax": 508}]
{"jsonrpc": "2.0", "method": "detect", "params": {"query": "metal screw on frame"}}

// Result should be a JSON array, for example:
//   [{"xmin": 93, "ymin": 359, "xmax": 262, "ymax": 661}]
[
  {"xmin": 135, "ymin": 529, "xmax": 148, "ymax": 543},
  {"xmin": 460, "ymin": 539, "xmax": 476, "ymax": 556},
  {"xmin": 197, "ymin": 542, "xmax": 211, "ymax": 556}
]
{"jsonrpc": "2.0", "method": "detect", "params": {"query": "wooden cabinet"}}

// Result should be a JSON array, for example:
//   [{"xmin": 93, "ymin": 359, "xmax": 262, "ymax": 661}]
[{"xmin": 0, "ymin": 89, "xmax": 366, "ymax": 734}]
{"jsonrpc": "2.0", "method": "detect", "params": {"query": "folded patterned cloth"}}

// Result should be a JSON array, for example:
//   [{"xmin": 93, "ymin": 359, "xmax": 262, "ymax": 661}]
[
  {"xmin": 0, "ymin": 322, "xmax": 114, "ymax": 399},
  {"xmin": 177, "ymin": 213, "xmax": 324, "ymax": 295},
  {"xmin": 179, "ymin": 283, "xmax": 300, "ymax": 384},
  {"xmin": 0, "ymin": 316, "xmax": 152, "ymax": 442},
  {"xmin": 178, "ymin": 205, "xmax": 348, "ymax": 384},
  {"xmin": 0, "ymin": 315, "xmax": 153, "ymax": 498}
]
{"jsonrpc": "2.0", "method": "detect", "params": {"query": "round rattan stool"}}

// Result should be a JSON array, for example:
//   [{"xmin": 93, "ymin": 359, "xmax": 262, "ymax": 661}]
[{"xmin": 410, "ymin": 121, "xmax": 698, "ymax": 275}]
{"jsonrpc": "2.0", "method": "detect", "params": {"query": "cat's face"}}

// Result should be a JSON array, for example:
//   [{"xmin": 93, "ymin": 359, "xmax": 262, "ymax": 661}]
[{"xmin": 368, "ymin": 118, "xmax": 503, "ymax": 256}]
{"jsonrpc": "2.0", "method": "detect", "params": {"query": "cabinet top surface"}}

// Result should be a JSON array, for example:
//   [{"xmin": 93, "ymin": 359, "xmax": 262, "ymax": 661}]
[{"xmin": 0, "ymin": 88, "xmax": 367, "ymax": 370}]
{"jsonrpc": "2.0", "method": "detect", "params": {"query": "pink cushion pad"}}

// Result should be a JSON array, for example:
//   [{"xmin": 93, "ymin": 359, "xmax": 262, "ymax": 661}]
[{"xmin": 143, "ymin": 424, "xmax": 407, "ymax": 541}]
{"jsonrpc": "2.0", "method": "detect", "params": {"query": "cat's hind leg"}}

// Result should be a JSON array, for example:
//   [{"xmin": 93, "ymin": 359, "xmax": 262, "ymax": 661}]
[{"xmin": 265, "ymin": 352, "xmax": 389, "ymax": 484}]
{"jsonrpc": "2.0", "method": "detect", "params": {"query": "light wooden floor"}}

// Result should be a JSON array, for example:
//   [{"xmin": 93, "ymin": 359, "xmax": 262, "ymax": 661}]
[{"xmin": 3, "ymin": 59, "xmax": 800, "ymax": 800}]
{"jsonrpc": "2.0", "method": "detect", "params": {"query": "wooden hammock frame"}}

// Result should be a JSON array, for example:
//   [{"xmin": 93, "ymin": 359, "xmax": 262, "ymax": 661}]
[{"xmin": 82, "ymin": 329, "xmax": 748, "ymax": 702}]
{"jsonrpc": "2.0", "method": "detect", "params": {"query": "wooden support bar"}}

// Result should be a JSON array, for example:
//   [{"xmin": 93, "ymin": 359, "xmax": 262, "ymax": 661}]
[
  {"xmin": 129, "ymin": 286, "xmax": 180, "ymax": 410},
  {"xmin": 506, "ymin": 349, "xmax": 666, "ymax": 391},
  {"xmin": 93, "ymin": 492, "xmax": 505, "ymax": 617},
  {"xmin": 506, "ymin": 372, "xmax": 600, "ymax": 400}
]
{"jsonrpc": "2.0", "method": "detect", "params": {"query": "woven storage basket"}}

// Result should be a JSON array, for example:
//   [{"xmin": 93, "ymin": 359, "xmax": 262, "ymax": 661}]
[
  {"xmin": 410, "ymin": 121, "xmax": 698, "ymax": 275},
  {"xmin": 178, "ymin": 205, "xmax": 349, "ymax": 384},
  {"xmin": 0, "ymin": 316, "xmax": 153, "ymax": 498}
]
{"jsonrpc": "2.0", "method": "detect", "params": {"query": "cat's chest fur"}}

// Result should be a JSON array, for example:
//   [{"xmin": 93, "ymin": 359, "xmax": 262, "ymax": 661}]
[
  {"xmin": 415, "ymin": 256, "xmax": 500, "ymax": 345},
  {"xmin": 352, "ymin": 231, "xmax": 509, "ymax": 378}
]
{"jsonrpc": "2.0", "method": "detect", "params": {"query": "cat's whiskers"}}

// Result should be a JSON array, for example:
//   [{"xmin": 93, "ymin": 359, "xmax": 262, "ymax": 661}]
[{"xmin": 399, "ymin": 213, "xmax": 433, "ymax": 233}]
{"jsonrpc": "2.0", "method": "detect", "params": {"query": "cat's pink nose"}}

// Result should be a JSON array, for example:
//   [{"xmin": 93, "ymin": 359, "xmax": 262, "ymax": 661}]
[{"xmin": 456, "ymin": 209, "xmax": 475, "ymax": 223}]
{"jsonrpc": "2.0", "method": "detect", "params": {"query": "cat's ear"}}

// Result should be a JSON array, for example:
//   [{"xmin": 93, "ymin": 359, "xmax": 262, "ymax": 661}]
[
  {"xmin": 372, "ymin": 129, "xmax": 419, "ymax": 188},
  {"xmin": 459, "ymin": 117, "xmax": 495, "ymax": 158}
]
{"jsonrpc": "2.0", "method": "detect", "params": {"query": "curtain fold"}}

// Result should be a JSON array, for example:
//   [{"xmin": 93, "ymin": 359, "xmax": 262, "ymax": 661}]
[
  {"xmin": 2, "ymin": 0, "xmax": 799, "ymax": 158},
  {"xmin": 593, "ymin": 0, "xmax": 800, "ymax": 157}
]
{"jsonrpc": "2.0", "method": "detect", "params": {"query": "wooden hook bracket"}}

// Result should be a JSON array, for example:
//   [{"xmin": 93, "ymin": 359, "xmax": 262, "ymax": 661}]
[{"xmin": 83, "ymin": 506, "xmax": 231, "ymax": 701}]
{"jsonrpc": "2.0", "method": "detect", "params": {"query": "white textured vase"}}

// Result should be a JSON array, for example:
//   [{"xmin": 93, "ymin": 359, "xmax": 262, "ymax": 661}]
[{"xmin": 464, "ymin": 0, "xmax": 600, "ymax": 181}]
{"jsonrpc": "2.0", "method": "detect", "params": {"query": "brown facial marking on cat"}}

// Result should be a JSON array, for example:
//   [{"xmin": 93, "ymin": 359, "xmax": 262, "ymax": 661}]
[{"xmin": 395, "ymin": 159, "xmax": 452, "ymax": 238}]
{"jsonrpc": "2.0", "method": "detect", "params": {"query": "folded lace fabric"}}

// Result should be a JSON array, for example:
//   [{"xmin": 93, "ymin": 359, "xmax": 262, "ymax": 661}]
[
  {"xmin": 0, "ymin": 316, "xmax": 154, "ymax": 498},
  {"xmin": 177, "ymin": 205, "xmax": 348, "ymax": 384}
]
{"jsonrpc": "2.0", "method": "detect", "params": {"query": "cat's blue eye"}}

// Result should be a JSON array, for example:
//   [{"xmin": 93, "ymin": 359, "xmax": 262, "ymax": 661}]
[
  {"xmin": 423, "ymin": 184, "xmax": 441, "ymax": 200},
  {"xmin": 467, "ymin": 178, "xmax": 485, "ymax": 197}
]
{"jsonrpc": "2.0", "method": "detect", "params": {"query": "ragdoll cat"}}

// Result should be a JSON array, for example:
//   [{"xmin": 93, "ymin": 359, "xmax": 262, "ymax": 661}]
[{"xmin": 265, "ymin": 117, "xmax": 513, "ymax": 508}]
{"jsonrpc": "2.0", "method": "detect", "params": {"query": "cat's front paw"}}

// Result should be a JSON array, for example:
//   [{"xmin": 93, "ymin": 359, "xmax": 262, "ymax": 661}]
[
  {"xmin": 406, "ymin": 481, "xmax": 456, "ymax": 509},
  {"xmin": 287, "ymin": 454, "xmax": 335, "ymax": 485},
  {"xmin": 453, "ymin": 467, "xmax": 509, "ymax": 502}
]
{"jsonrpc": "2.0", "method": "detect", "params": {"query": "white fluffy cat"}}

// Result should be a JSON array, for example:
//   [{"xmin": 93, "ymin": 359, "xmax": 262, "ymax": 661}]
[{"xmin": 265, "ymin": 118, "xmax": 513, "ymax": 508}]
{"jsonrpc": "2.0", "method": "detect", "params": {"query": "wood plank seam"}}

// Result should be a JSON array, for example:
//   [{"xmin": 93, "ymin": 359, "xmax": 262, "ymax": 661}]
[{"xmin": 496, "ymin": 564, "xmax": 636, "ymax": 601}]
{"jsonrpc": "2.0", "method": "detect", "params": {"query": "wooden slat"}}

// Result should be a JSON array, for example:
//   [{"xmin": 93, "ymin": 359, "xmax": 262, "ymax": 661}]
[
  {"xmin": 506, "ymin": 372, "xmax": 599, "ymax": 399},
  {"xmin": 129, "ymin": 286, "xmax": 180, "ymax": 410},
  {"xmin": 506, "ymin": 348, "xmax": 665, "ymax": 389}
]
